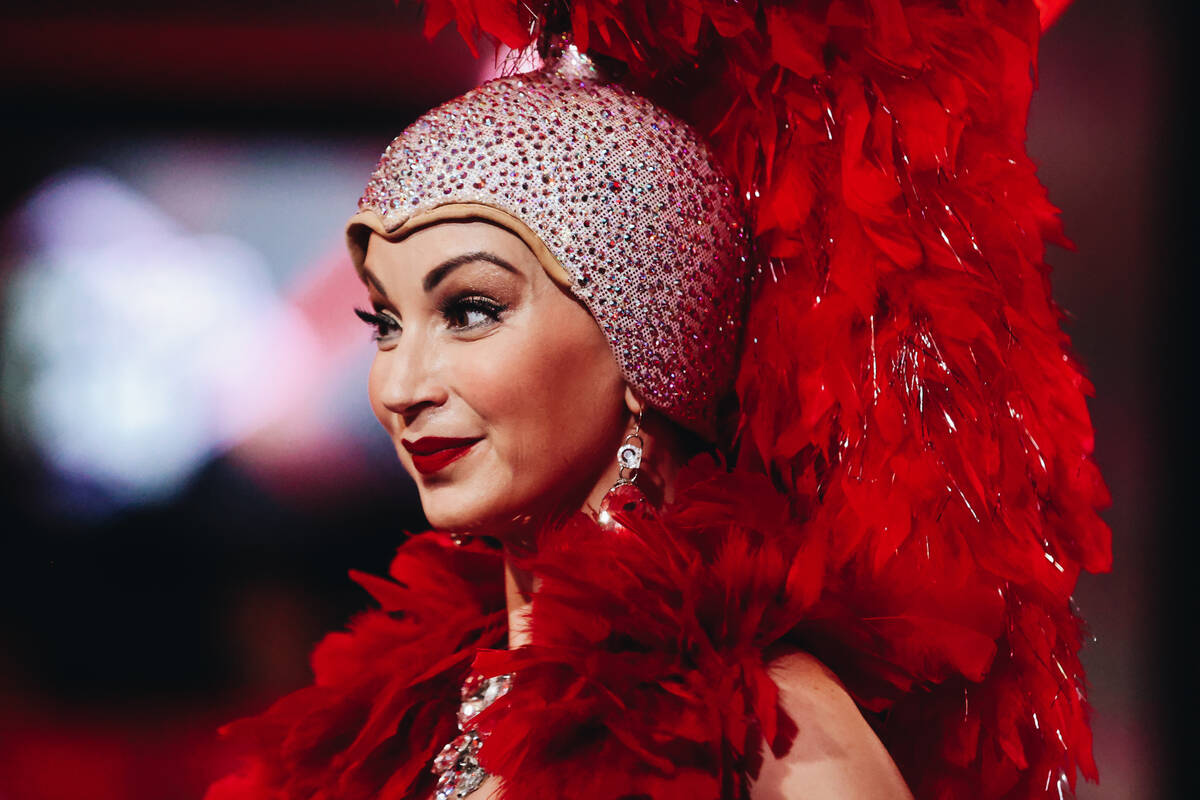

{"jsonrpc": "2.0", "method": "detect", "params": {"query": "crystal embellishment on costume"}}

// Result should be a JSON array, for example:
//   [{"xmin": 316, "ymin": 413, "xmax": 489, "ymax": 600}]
[
  {"xmin": 349, "ymin": 39, "xmax": 749, "ymax": 437},
  {"xmin": 432, "ymin": 673, "xmax": 512, "ymax": 798}
]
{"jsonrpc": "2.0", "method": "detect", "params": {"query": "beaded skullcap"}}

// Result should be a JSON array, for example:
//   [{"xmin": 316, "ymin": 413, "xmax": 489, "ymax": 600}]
[{"xmin": 347, "ymin": 43, "xmax": 749, "ymax": 437}]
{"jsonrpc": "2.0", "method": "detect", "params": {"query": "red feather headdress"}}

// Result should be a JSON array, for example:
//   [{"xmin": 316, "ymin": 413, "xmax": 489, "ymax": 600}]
[
  {"xmin": 208, "ymin": 2, "xmax": 1111, "ymax": 798},
  {"xmin": 417, "ymin": 0, "xmax": 1112, "ymax": 795}
]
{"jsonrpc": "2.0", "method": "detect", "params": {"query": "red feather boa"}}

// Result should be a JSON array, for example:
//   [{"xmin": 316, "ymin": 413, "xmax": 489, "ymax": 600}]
[
  {"xmin": 210, "ymin": 1, "xmax": 1110, "ymax": 797},
  {"xmin": 208, "ymin": 456, "xmax": 1101, "ymax": 799},
  {"xmin": 209, "ymin": 536, "xmax": 506, "ymax": 800}
]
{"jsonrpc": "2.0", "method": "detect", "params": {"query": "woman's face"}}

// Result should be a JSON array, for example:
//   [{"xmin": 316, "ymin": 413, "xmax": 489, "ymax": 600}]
[{"xmin": 360, "ymin": 221, "xmax": 630, "ymax": 535}]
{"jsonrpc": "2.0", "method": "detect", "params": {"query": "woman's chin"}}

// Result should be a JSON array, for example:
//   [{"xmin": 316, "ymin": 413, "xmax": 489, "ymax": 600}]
[
  {"xmin": 411, "ymin": 454, "xmax": 597, "ymax": 541},
  {"xmin": 419, "ymin": 483, "xmax": 528, "ymax": 539}
]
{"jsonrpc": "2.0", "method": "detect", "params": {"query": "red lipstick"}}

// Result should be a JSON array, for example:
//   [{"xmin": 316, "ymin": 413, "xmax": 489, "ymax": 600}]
[{"xmin": 401, "ymin": 436, "xmax": 482, "ymax": 475}]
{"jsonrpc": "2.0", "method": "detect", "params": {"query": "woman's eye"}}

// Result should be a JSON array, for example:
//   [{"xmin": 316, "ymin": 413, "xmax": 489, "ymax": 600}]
[
  {"xmin": 443, "ymin": 296, "xmax": 505, "ymax": 331},
  {"xmin": 354, "ymin": 307, "xmax": 401, "ymax": 342}
]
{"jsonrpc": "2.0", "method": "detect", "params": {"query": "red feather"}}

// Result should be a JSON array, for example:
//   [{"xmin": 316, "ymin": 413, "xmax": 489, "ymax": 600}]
[
  {"xmin": 211, "ymin": 0, "xmax": 1108, "ymax": 797},
  {"xmin": 209, "ymin": 448, "xmax": 1101, "ymax": 798},
  {"xmin": 205, "ymin": 535, "xmax": 506, "ymax": 800},
  {"xmin": 430, "ymin": 1, "xmax": 1107, "ymax": 795}
]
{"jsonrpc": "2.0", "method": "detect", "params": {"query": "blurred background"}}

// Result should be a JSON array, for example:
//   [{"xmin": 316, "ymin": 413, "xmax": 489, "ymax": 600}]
[{"xmin": 0, "ymin": 1, "xmax": 1186, "ymax": 798}]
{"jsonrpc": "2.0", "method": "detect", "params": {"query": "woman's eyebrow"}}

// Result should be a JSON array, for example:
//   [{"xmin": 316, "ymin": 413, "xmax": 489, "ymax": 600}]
[
  {"xmin": 423, "ymin": 251, "xmax": 518, "ymax": 292},
  {"xmin": 361, "ymin": 268, "xmax": 389, "ymax": 298}
]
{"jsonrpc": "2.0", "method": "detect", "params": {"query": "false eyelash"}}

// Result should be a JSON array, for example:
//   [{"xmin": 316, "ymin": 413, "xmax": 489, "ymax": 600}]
[
  {"xmin": 439, "ymin": 294, "xmax": 508, "ymax": 328},
  {"xmin": 354, "ymin": 307, "xmax": 399, "ymax": 339}
]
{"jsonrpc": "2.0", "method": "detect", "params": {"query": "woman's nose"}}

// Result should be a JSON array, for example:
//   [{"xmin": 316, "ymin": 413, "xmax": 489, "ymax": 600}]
[{"xmin": 374, "ymin": 338, "xmax": 449, "ymax": 426}]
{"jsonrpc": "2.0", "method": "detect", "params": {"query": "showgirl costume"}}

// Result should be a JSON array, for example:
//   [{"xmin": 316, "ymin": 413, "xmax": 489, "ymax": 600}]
[{"xmin": 207, "ymin": 2, "xmax": 1111, "ymax": 798}]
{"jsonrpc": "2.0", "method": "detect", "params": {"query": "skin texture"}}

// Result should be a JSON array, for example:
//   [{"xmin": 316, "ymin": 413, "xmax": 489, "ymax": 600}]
[
  {"xmin": 754, "ymin": 653, "xmax": 915, "ymax": 799},
  {"xmin": 360, "ymin": 220, "xmax": 910, "ymax": 798}
]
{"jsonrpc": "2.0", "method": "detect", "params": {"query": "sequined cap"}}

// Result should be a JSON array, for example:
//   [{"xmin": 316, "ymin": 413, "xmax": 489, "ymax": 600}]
[{"xmin": 346, "ymin": 43, "xmax": 749, "ymax": 437}]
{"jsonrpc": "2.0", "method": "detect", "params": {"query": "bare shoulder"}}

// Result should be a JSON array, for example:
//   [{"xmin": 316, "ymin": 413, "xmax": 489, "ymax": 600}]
[{"xmin": 751, "ymin": 651, "xmax": 914, "ymax": 800}]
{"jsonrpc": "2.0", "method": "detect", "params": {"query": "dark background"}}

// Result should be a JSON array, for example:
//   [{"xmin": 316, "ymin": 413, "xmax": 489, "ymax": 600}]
[{"xmin": 0, "ymin": 1, "xmax": 1187, "ymax": 798}]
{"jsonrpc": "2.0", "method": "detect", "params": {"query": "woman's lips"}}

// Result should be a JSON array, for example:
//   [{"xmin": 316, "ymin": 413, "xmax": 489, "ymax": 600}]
[{"xmin": 401, "ymin": 436, "xmax": 483, "ymax": 475}]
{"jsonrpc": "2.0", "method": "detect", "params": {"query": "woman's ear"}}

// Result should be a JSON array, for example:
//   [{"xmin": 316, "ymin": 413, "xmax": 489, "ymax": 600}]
[{"xmin": 624, "ymin": 385, "xmax": 645, "ymax": 417}]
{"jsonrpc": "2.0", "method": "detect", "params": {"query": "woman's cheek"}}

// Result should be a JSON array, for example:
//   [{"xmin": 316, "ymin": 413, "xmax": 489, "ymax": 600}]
[
  {"xmin": 366, "ymin": 355, "xmax": 389, "ymax": 428},
  {"xmin": 450, "ymin": 331, "xmax": 562, "ymax": 488},
  {"xmin": 449, "ymin": 333, "xmax": 535, "ymax": 427}
]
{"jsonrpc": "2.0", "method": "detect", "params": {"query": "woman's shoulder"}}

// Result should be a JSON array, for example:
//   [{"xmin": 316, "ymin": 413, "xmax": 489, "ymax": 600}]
[{"xmin": 754, "ymin": 651, "xmax": 914, "ymax": 800}]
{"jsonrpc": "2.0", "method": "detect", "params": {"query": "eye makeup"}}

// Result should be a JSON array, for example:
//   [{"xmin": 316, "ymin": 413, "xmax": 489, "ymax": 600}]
[
  {"xmin": 354, "ymin": 307, "xmax": 401, "ymax": 341},
  {"xmin": 355, "ymin": 257, "xmax": 524, "ymax": 345},
  {"xmin": 439, "ymin": 293, "xmax": 509, "ymax": 331}
]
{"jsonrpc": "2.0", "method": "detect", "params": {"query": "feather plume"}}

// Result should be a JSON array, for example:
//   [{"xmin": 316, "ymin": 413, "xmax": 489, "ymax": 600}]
[
  {"xmin": 210, "ymin": 1, "xmax": 1110, "ymax": 797},
  {"xmin": 417, "ymin": 1, "xmax": 1110, "ymax": 796}
]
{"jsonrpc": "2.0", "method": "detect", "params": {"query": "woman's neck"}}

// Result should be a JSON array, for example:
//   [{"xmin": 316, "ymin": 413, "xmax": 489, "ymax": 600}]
[
  {"xmin": 504, "ymin": 559, "xmax": 535, "ymax": 649},
  {"xmin": 502, "ymin": 408, "xmax": 702, "ymax": 649}
]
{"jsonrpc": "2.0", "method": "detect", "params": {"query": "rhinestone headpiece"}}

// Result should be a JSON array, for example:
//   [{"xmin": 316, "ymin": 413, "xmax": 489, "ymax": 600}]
[{"xmin": 347, "ymin": 42, "xmax": 749, "ymax": 437}]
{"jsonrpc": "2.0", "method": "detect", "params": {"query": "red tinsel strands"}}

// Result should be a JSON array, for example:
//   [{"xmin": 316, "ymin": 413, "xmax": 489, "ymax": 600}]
[{"xmin": 419, "ymin": 1, "xmax": 1111, "ymax": 798}]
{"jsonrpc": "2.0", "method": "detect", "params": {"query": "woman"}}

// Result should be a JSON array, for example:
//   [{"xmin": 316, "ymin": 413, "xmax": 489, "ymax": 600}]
[{"xmin": 209, "ymin": 3, "xmax": 1110, "ymax": 798}]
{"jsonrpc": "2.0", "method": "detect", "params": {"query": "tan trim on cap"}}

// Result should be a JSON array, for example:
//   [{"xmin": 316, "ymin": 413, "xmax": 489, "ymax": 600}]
[{"xmin": 345, "ymin": 202, "xmax": 572, "ymax": 290}]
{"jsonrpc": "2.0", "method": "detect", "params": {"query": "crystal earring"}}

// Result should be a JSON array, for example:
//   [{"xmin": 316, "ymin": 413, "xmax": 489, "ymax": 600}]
[{"xmin": 598, "ymin": 409, "xmax": 649, "ymax": 530}]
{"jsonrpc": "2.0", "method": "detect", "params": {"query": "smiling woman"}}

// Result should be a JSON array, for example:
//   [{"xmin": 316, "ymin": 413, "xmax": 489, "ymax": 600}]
[
  {"xmin": 206, "ymin": 3, "xmax": 1111, "ymax": 799},
  {"xmin": 358, "ymin": 221, "xmax": 630, "ymax": 534}
]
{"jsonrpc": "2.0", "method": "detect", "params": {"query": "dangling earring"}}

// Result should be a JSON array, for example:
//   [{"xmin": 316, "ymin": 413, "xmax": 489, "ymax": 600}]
[{"xmin": 598, "ymin": 409, "xmax": 649, "ymax": 530}]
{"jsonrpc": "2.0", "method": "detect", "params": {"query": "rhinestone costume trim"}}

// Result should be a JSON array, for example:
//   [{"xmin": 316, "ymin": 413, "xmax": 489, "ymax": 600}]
[{"xmin": 431, "ymin": 673, "xmax": 512, "ymax": 799}]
